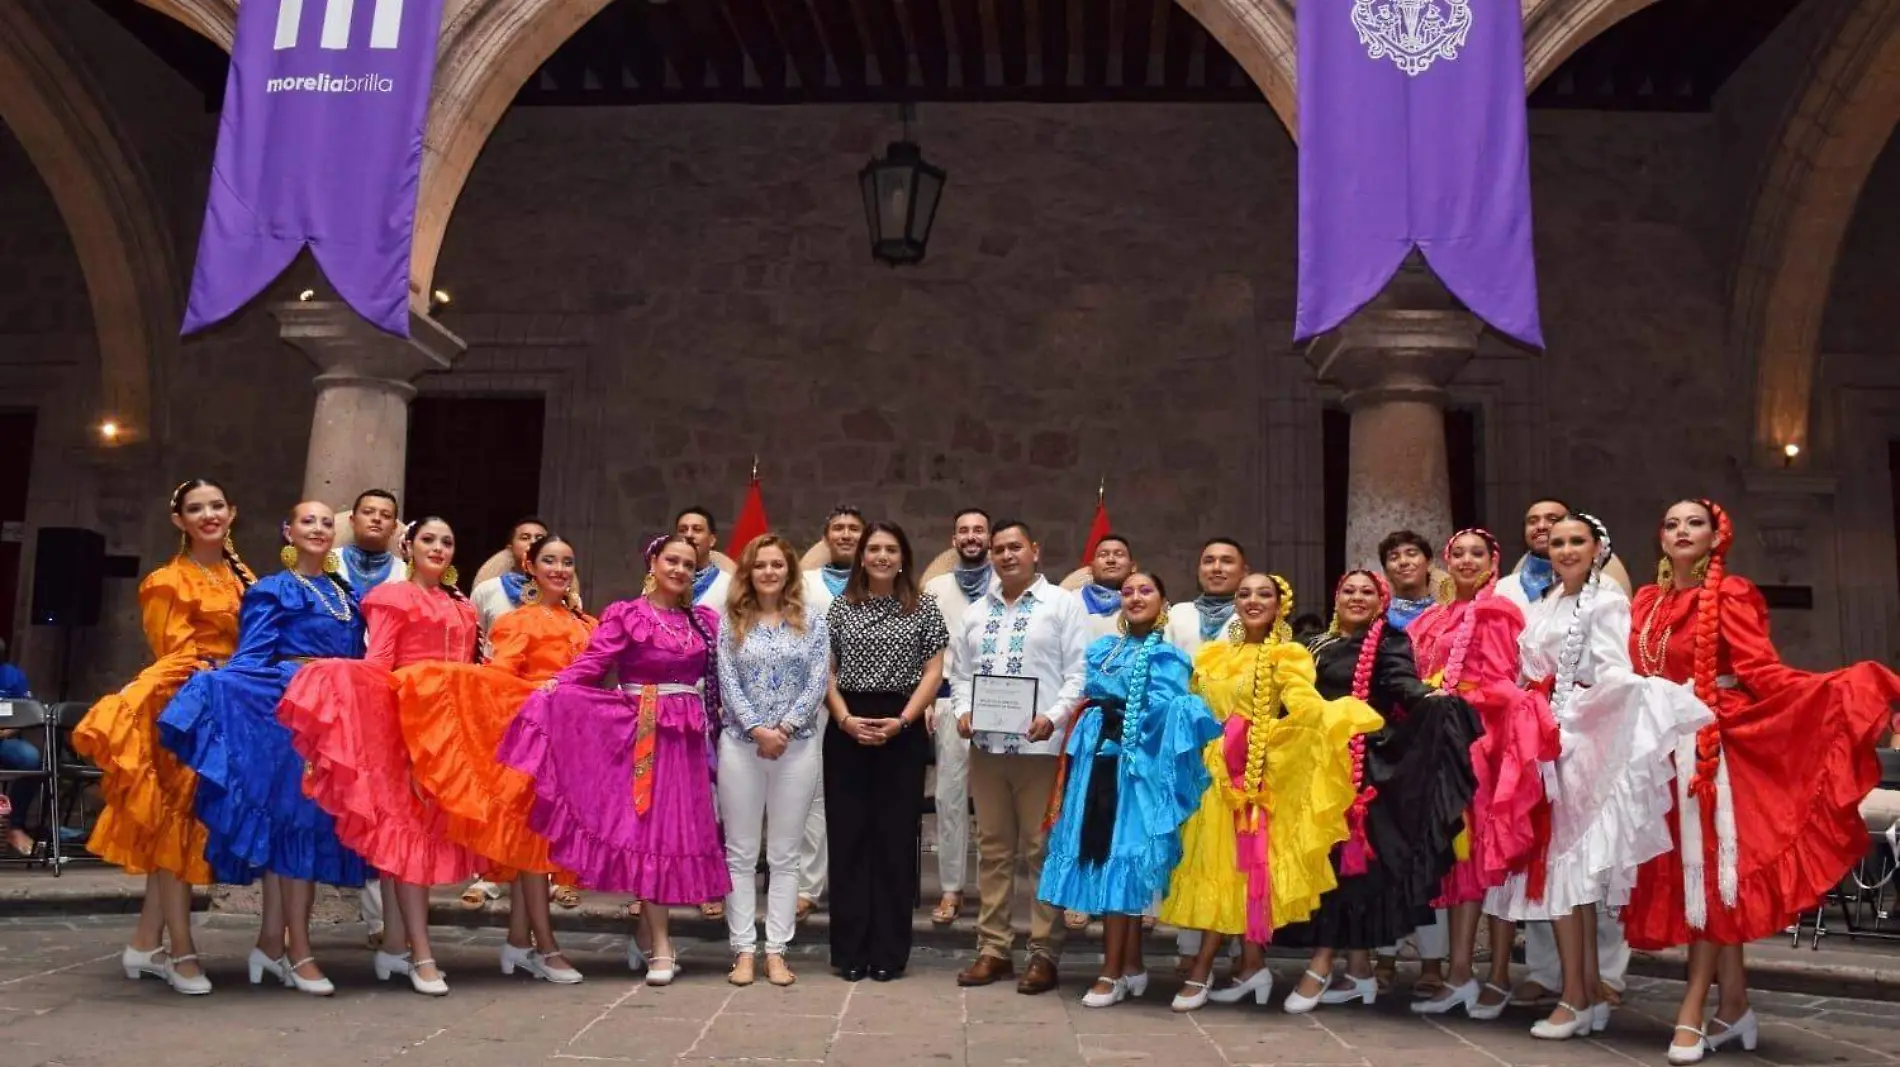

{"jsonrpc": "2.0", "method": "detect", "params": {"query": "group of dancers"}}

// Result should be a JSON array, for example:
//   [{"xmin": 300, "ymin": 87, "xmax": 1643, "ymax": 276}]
[{"xmin": 67, "ymin": 478, "xmax": 1900, "ymax": 1064}]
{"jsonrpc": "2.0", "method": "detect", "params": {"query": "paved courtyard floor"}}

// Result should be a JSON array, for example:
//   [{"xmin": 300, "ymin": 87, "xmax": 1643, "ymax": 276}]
[{"xmin": 4, "ymin": 914, "xmax": 1900, "ymax": 1067}]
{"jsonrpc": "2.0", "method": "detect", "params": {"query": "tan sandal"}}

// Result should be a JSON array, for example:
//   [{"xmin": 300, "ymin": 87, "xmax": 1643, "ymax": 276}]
[
  {"xmin": 625, "ymin": 900, "xmax": 644, "ymax": 920},
  {"xmin": 701, "ymin": 900, "xmax": 725, "ymax": 920},
  {"xmin": 728, "ymin": 953, "xmax": 755, "ymax": 986},
  {"xmin": 459, "ymin": 884, "xmax": 490, "ymax": 910},
  {"xmin": 765, "ymin": 953, "xmax": 796, "ymax": 987},
  {"xmin": 1064, "ymin": 910, "xmax": 1091, "ymax": 930},
  {"xmin": 551, "ymin": 884, "xmax": 582, "ymax": 909},
  {"xmin": 1140, "ymin": 915, "xmax": 1157, "ymax": 931},
  {"xmin": 795, "ymin": 896, "xmax": 817, "ymax": 922},
  {"xmin": 931, "ymin": 893, "xmax": 962, "ymax": 926}
]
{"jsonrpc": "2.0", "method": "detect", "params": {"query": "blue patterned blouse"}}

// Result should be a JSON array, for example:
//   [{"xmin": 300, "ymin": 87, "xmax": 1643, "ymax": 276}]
[{"xmin": 715, "ymin": 606, "xmax": 833, "ymax": 741}]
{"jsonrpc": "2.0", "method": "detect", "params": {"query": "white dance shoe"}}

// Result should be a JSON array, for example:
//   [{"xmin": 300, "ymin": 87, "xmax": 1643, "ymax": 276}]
[
  {"xmin": 284, "ymin": 957, "xmax": 336, "ymax": 996},
  {"xmin": 373, "ymin": 949, "xmax": 415, "ymax": 981},
  {"xmin": 501, "ymin": 943, "xmax": 583, "ymax": 984},
  {"xmin": 247, "ymin": 947, "xmax": 289, "ymax": 986},
  {"xmin": 1592, "ymin": 1001, "xmax": 1612, "ymax": 1033},
  {"xmin": 645, "ymin": 955, "xmax": 678, "ymax": 987},
  {"xmin": 1207, "ymin": 968, "xmax": 1275, "ymax": 1006},
  {"xmin": 164, "ymin": 953, "xmax": 213, "ymax": 996},
  {"xmin": 1707, "ymin": 1010, "xmax": 1759, "ymax": 1053},
  {"xmin": 1409, "ymin": 979, "xmax": 1507, "ymax": 1020},
  {"xmin": 1667, "ymin": 1026, "xmax": 1709, "ymax": 1064},
  {"xmin": 1081, "ymin": 977, "xmax": 1127, "ymax": 1008},
  {"xmin": 1530, "ymin": 1002, "xmax": 1591, "ymax": 1040},
  {"xmin": 1171, "ymin": 978, "xmax": 1212, "ymax": 1012},
  {"xmin": 409, "ymin": 957, "xmax": 449, "ymax": 996},
  {"xmin": 121, "ymin": 944, "xmax": 168, "ymax": 982},
  {"xmin": 1122, "ymin": 971, "xmax": 1150, "ymax": 999},
  {"xmin": 626, "ymin": 938, "xmax": 649, "ymax": 974}
]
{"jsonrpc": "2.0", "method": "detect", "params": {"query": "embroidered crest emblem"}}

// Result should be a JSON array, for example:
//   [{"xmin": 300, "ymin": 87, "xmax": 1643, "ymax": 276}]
[{"xmin": 1351, "ymin": 0, "xmax": 1473, "ymax": 77}]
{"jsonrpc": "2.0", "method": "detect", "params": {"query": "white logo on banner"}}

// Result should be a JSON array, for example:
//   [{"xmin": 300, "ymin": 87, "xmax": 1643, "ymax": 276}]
[
  {"xmin": 1351, "ymin": 0, "xmax": 1472, "ymax": 76},
  {"xmin": 274, "ymin": 0, "xmax": 405, "ymax": 51}
]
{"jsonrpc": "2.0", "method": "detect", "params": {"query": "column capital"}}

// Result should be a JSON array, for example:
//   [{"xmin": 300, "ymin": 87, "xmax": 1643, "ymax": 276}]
[
  {"xmin": 1306, "ymin": 310, "xmax": 1481, "ymax": 409},
  {"xmin": 273, "ymin": 300, "xmax": 465, "ymax": 397}
]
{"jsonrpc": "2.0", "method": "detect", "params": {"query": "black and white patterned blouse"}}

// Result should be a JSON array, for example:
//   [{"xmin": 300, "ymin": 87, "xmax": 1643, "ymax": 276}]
[{"xmin": 827, "ymin": 593, "xmax": 950, "ymax": 693}]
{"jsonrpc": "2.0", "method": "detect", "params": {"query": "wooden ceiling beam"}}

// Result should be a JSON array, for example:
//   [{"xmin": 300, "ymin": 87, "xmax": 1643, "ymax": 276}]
[
  {"xmin": 853, "ymin": 0, "xmax": 913, "ymax": 89},
  {"xmin": 1038, "ymin": 0, "xmax": 1068, "ymax": 89},
  {"xmin": 994, "ymin": 0, "xmax": 1027, "ymax": 87},
  {"xmin": 762, "ymin": 0, "xmax": 831, "ymax": 89},
  {"xmin": 808, "ymin": 0, "xmax": 870, "ymax": 89},
  {"xmin": 904, "ymin": 0, "xmax": 953, "ymax": 90},
  {"xmin": 723, "ymin": 0, "xmax": 790, "ymax": 89},
  {"xmin": 945, "ymin": 0, "xmax": 987, "ymax": 87},
  {"xmin": 1121, "ymin": 0, "xmax": 1153, "ymax": 87}
]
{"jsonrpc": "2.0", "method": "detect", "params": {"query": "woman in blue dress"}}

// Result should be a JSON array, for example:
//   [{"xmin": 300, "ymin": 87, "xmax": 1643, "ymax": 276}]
[
  {"xmin": 160, "ymin": 501, "xmax": 368, "ymax": 996},
  {"xmin": 1039, "ymin": 571, "xmax": 1220, "ymax": 1009}
]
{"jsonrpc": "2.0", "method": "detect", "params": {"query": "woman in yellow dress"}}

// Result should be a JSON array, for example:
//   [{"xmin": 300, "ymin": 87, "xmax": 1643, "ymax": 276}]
[
  {"xmin": 1159, "ymin": 573, "xmax": 1382, "ymax": 1012},
  {"xmin": 74, "ymin": 478, "xmax": 258, "ymax": 995}
]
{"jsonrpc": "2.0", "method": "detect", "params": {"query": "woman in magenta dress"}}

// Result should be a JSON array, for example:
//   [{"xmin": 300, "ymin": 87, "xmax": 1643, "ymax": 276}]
[
  {"xmin": 500, "ymin": 534, "xmax": 730, "ymax": 987},
  {"xmin": 1408, "ymin": 529, "xmax": 1557, "ymax": 1019}
]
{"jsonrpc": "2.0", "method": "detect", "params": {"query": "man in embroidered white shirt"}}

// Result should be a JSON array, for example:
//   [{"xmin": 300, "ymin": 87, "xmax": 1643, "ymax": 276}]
[
  {"xmin": 948, "ymin": 520, "xmax": 1088, "ymax": 995},
  {"xmin": 920, "ymin": 507, "xmax": 994, "ymax": 927}
]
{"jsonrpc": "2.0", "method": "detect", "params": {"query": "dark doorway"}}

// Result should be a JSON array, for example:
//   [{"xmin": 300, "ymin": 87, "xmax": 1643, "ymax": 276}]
[
  {"xmin": 1322, "ymin": 406, "xmax": 1482, "ymax": 591},
  {"xmin": 0, "ymin": 410, "xmax": 36, "ymax": 646},
  {"xmin": 402, "ymin": 396, "xmax": 544, "ymax": 591}
]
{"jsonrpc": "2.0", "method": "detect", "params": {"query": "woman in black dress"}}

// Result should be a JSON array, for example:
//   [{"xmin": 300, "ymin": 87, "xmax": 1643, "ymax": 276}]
[{"xmin": 1273, "ymin": 569, "xmax": 1482, "ymax": 1013}]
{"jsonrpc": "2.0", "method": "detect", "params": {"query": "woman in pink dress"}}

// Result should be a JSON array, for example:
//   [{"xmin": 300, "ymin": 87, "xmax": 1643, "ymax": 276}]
[
  {"xmin": 1408, "ymin": 529, "xmax": 1557, "ymax": 1019},
  {"xmin": 499, "ymin": 534, "xmax": 730, "ymax": 986}
]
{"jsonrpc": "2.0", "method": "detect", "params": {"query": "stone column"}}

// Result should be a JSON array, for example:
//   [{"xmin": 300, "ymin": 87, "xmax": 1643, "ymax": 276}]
[
  {"xmin": 274, "ymin": 300, "xmax": 466, "ymax": 508},
  {"xmin": 1306, "ymin": 262, "xmax": 1481, "ymax": 570}
]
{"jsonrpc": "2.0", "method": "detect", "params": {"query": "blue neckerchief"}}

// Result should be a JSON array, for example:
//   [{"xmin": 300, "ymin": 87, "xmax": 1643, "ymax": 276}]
[
  {"xmin": 1079, "ymin": 582, "xmax": 1121, "ymax": 616},
  {"xmin": 953, "ymin": 561, "xmax": 993, "ymax": 603},
  {"xmin": 500, "ymin": 570, "xmax": 530, "ymax": 608},
  {"xmin": 1387, "ymin": 595, "xmax": 1434, "ymax": 631},
  {"xmin": 821, "ymin": 564, "xmax": 851, "ymax": 597},
  {"xmin": 1194, "ymin": 594, "xmax": 1236, "ymax": 642},
  {"xmin": 1519, "ymin": 554, "xmax": 1556, "ymax": 602},
  {"xmin": 340, "ymin": 544, "xmax": 394, "ymax": 600},
  {"xmin": 693, "ymin": 563, "xmax": 720, "ymax": 602}
]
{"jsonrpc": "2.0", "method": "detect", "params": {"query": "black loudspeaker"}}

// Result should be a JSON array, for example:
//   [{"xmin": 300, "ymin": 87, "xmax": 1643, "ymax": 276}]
[{"xmin": 31, "ymin": 527, "xmax": 105, "ymax": 627}]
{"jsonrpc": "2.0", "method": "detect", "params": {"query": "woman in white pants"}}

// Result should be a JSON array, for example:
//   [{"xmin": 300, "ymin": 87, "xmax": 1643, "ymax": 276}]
[{"xmin": 716, "ymin": 535, "xmax": 832, "ymax": 987}]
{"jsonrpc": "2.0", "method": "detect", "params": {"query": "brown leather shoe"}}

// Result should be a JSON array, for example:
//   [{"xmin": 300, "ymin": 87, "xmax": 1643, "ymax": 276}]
[
  {"xmin": 1017, "ymin": 955, "xmax": 1058, "ymax": 995},
  {"xmin": 957, "ymin": 954, "xmax": 1016, "ymax": 987}
]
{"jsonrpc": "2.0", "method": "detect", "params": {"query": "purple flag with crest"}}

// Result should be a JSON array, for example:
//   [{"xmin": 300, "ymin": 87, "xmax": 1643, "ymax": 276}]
[
  {"xmin": 183, "ymin": 0, "xmax": 447, "ymax": 337},
  {"xmin": 1296, "ymin": 0, "xmax": 1543, "ymax": 348}
]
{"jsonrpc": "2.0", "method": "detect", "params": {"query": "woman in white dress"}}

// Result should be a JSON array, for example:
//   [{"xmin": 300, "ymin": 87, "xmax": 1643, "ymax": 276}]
[{"xmin": 1484, "ymin": 513, "xmax": 1712, "ymax": 1040}]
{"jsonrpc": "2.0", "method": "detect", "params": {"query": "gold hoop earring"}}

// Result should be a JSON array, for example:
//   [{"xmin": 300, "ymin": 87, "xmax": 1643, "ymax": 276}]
[
  {"xmin": 279, "ymin": 544, "xmax": 297, "ymax": 569},
  {"xmin": 1689, "ymin": 557, "xmax": 1709, "ymax": 583},
  {"xmin": 1656, "ymin": 558, "xmax": 1674, "ymax": 586},
  {"xmin": 442, "ymin": 564, "xmax": 459, "ymax": 587},
  {"xmin": 522, "ymin": 583, "xmax": 540, "ymax": 604},
  {"xmin": 1224, "ymin": 616, "xmax": 1246, "ymax": 645},
  {"xmin": 641, "ymin": 574, "xmax": 657, "ymax": 595}
]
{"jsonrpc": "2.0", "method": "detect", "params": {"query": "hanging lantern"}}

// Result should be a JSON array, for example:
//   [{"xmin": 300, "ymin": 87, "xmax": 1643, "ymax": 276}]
[{"xmin": 858, "ymin": 107, "xmax": 946, "ymax": 266}]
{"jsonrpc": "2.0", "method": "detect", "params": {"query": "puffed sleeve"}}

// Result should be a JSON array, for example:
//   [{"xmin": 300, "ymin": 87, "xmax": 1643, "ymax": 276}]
[
  {"xmin": 555, "ymin": 600, "xmax": 636, "ymax": 686},
  {"xmin": 224, "ymin": 578, "xmax": 289, "ymax": 670},
  {"xmin": 1582, "ymin": 589, "xmax": 1640, "ymax": 688},
  {"xmin": 487, "ymin": 609, "xmax": 534, "ymax": 678},
  {"xmin": 360, "ymin": 585, "xmax": 407, "ymax": 670},
  {"xmin": 1464, "ymin": 597, "xmax": 1528, "ymax": 685},
  {"xmin": 916, "ymin": 595, "xmax": 950, "ymax": 659},
  {"xmin": 1276, "ymin": 644, "xmax": 1385, "ymax": 736},
  {"xmin": 1716, "ymin": 576, "xmax": 1808, "ymax": 698},
  {"xmin": 138, "ymin": 568, "xmax": 202, "ymax": 668}
]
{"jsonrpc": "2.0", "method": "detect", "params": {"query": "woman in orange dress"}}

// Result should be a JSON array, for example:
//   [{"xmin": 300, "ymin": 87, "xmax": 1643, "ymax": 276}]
[
  {"xmin": 1624, "ymin": 499, "xmax": 1900, "ymax": 1063},
  {"xmin": 75, "ymin": 478, "xmax": 255, "ymax": 996},
  {"xmin": 279, "ymin": 517, "xmax": 480, "ymax": 996},
  {"xmin": 405, "ymin": 533, "xmax": 594, "ymax": 984}
]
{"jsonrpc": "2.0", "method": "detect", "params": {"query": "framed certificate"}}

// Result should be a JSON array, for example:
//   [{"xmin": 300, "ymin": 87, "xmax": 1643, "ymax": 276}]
[{"xmin": 971, "ymin": 674, "xmax": 1039, "ymax": 735}]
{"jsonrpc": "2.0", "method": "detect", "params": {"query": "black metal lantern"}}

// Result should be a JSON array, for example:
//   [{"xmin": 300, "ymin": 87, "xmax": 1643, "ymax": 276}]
[{"xmin": 859, "ymin": 109, "xmax": 946, "ymax": 266}]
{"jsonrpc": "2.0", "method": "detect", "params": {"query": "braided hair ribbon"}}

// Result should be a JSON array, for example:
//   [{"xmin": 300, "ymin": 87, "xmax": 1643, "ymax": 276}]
[{"xmin": 1327, "ymin": 569, "xmax": 1389, "ymax": 875}]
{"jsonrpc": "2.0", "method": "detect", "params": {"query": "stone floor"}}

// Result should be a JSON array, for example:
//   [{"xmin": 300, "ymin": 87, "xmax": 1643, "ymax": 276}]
[{"xmin": 6, "ymin": 914, "xmax": 1900, "ymax": 1067}]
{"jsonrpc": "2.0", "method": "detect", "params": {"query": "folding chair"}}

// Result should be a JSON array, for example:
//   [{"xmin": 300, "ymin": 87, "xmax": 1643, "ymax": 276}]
[
  {"xmin": 49, "ymin": 700, "xmax": 103, "ymax": 875},
  {"xmin": 0, "ymin": 698, "xmax": 56, "ymax": 870}
]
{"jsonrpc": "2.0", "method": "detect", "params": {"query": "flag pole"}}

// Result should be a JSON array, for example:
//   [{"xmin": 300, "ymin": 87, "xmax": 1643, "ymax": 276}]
[{"xmin": 752, "ymin": 455, "xmax": 759, "ymax": 481}]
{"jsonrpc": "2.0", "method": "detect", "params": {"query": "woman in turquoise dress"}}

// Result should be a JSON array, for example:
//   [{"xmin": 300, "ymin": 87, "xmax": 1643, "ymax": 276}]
[
  {"xmin": 160, "ymin": 501, "xmax": 367, "ymax": 996},
  {"xmin": 1039, "ymin": 571, "xmax": 1220, "ymax": 1009}
]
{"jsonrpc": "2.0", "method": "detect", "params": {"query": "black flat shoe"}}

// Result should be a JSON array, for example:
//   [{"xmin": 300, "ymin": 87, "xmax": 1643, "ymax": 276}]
[
  {"xmin": 842, "ymin": 966, "xmax": 868, "ymax": 982},
  {"xmin": 870, "ymin": 968, "xmax": 898, "ymax": 982}
]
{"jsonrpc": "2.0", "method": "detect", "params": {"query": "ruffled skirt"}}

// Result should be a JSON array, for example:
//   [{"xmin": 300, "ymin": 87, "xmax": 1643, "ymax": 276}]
[
  {"xmin": 1436, "ymin": 682, "xmax": 1557, "ymax": 906},
  {"xmin": 158, "ymin": 662, "xmax": 366, "ymax": 886},
  {"xmin": 1484, "ymin": 676, "xmax": 1711, "ymax": 920},
  {"xmin": 278, "ymin": 659, "xmax": 479, "ymax": 885},
  {"xmin": 72, "ymin": 661, "xmax": 213, "ymax": 882},
  {"xmin": 497, "ymin": 684, "xmax": 729, "ymax": 902}
]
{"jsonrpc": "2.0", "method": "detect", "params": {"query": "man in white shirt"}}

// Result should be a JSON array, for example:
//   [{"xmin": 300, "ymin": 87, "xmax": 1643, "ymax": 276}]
[
  {"xmin": 794, "ymin": 505, "xmax": 865, "ymax": 919},
  {"xmin": 472, "ymin": 516, "xmax": 549, "ymax": 649},
  {"xmin": 1163, "ymin": 538, "xmax": 1246, "ymax": 652},
  {"xmin": 675, "ymin": 506, "xmax": 731, "ymax": 615},
  {"xmin": 948, "ymin": 520, "xmax": 1088, "ymax": 995},
  {"xmin": 920, "ymin": 508, "xmax": 993, "ymax": 926},
  {"xmin": 1495, "ymin": 497, "xmax": 1632, "ymax": 1007},
  {"xmin": 1077, "ymin": 534, "xmax": 1134, "ymax": 641}
]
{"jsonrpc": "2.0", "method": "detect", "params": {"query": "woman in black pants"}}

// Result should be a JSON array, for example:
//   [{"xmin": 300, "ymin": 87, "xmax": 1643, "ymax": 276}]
[{"xmin": 823, "ymin": 522, "xmax": 949, "ymax": 981}]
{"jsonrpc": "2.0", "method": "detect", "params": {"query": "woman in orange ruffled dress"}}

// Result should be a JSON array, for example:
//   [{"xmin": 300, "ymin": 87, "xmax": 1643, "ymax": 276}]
[
  {"xmin": 1624, "ymin": 500, "xmax": 1900, "ymax": 1063},
  {"xmin": 279, "ymin": 517, "xmax": 480, "ymax": 996},
  {"xmin": 1407, "ymin": 529, "xmax": 1558, "ymax": 1019},
  {"xmin": 405, "ymin": 533, "xmax": 594, "ymax": 985},
  {"xmin": 75, "ymin": 478, "xmax": 255, "ymax": 996}
]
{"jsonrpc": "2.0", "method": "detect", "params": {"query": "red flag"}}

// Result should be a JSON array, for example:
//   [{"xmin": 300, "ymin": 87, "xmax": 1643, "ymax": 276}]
[
  {"xmin": 730, "ymin": 475, "xmax": 769, "ymax": 555},
  {"xmin": 1080, "ymin": 488, "xmax": 1112, "ymax": 567}
]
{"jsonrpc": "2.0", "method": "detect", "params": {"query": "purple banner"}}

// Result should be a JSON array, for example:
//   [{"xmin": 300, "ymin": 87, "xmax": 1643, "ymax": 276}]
[
  {"xmin": 1296, "ymin": 0, "xmax": 1543, "ymax": 348},
  {"xmin": 182, "ymin": 0, "xmax": 446, "ymax": 337}
]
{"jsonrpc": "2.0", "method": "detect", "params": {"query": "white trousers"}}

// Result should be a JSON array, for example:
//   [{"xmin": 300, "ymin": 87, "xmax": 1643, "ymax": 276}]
[
  {"xmin": 720, "ymin": 732, "xmax": 822, "ymax": 955},
  {"xmin": 932, "ymin": 703, "xmax": 971, "ymax": 894},
  {"xmin": 1522, "ymin": 911, "xmax": 1630, "ymax": 992},
  {"xmin": 1381, "ymin": 910, "xmax": 1450, "ymax": 959},
  {"xmin": 798, "ymin": 720, "xmax": 829, "ymax": 901},
  {"xmin": 360, "ymin": 877, "xmax": 383, "ymax": 930}
]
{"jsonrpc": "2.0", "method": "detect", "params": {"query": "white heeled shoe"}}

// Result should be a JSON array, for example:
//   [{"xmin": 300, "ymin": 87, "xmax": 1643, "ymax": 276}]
[
  {"xmin": 501, "ymin": 943, "xmax": 583, "ymax": 985},
  {"xmin": 1171, "ymin": 978, "xmax": 1212, "ymax": 1012},
  {"xmin": 248, "ymin": 947, "xmax": 289, "ymax": 986},
  {"xmin": 121, "ymin": 944, "xmax": 168, "ymax": 982},
  {"xmin": 1320, "ymin": 973, "xmax": 1377, "ymax": 1007},
  {"xmin": 373, "ymin": 949, "xmax": 415, "ymax": 981},
  {"xmin": 1667, "ymin": 1026, "xmax": 1709, "ymax": 1065},
  {"xmin": 645, "ymin": 955, "xmax": 678, "ymax": 987},
  {"xmin": 1208, "ymin": 968, "xmax": 1275, "ymax": 1006},
  {"xmin": 1707, "ymin": 1010, "xmax": 1759, "ymax": 1053},
  {"xmin": 1467, "ymin": 982, "xmax": 1511, "ymax": 1021},
  {"xmin": 1410, "ymin": 978, "xmax": 1479, "ymax": 1016},
  {"xmin": 284, "ymin": 958, "xmax": 335, "ymax": 996},
  {"xmin": 1081, "ymin": 977, "xmax": 1127, "ymax": 1008},
  {"xmin": 1282, "ymin": 970, "xmax": 1330, "ymax": 1015},
  {"xmin": 626, "ymin": 939, "xmax": 650, "ymax": 974},
  {"xmin": 1122, "ymin": 971, "xmax": 1150, "ymax": 998},
  {"xmin": 1591, "ymin": 1001, "xmax": 1612, "ymax": 1033},
  {"xmin": 164, "ymin": 953, "xmax": 213, "ymax": 996},
  {"xmin": 1530, "ymin": 1002, "xmax": 1592, "ymax": 1040},
  {"xmin": 409, "ymin": 957, "xmax": 449, "ymax": 996}
]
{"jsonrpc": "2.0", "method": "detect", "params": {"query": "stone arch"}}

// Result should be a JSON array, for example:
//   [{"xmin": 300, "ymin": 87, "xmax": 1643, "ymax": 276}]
[
  {"xmin": 1521, "ymin": 0, "xmax": 1658, "ymax": 90},
  {"xmin": 1731, "ymin": 0, "xmax": 1900, "ymax": 461},
  {"xmin": 0, "ymin": 2, "xmax": 183, "ymax": 441},
  {"xmin": 132, "ymin": 0, "xmax": 237, "ymax": 50}
]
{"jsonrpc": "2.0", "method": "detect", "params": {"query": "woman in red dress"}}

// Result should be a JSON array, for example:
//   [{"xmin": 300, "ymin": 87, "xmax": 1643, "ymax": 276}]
[{"xmin": 1624, "ymin": 499, "xmax": 1900, "ymax": 1063}]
